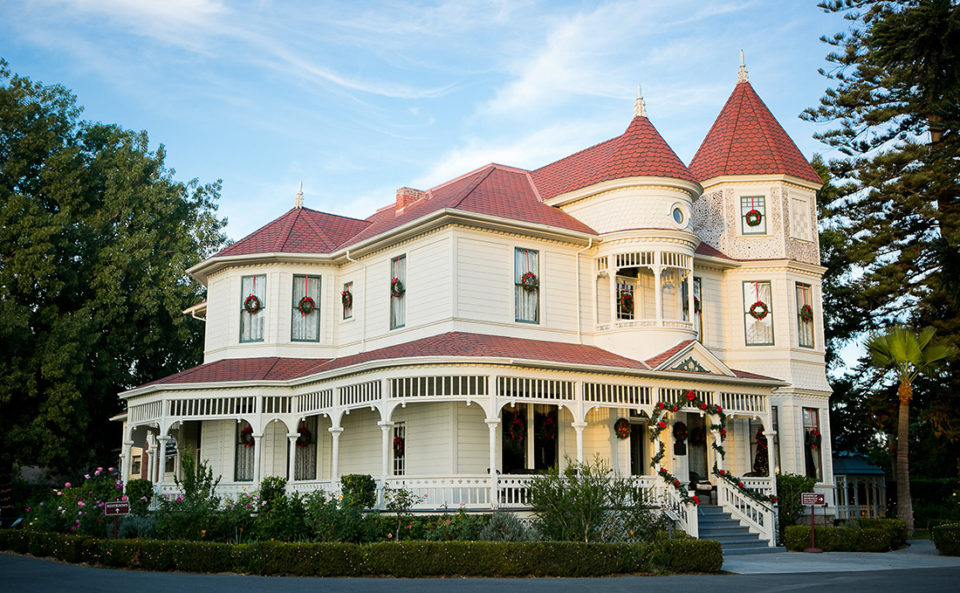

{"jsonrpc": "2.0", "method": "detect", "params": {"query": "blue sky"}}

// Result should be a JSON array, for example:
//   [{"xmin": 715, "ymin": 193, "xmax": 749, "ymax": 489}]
[{"xmin": 1, "ymin": 0, "xmax": 847, "ymax": 241}]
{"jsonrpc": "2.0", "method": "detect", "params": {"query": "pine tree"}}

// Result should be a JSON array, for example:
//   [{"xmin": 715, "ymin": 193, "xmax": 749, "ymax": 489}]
[
  {"xmin": 806, "ymin": 1, "xmax": 960, "ymax": 483},
  {"xmin": 0, "ymin": 60, "xmax": 228, "ymax": 489}
]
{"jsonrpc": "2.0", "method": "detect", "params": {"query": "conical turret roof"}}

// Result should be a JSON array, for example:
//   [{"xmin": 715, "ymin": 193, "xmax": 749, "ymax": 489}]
[{"xmin": 689, "ymin": 81, "xmax": 821, "ymax": 185}]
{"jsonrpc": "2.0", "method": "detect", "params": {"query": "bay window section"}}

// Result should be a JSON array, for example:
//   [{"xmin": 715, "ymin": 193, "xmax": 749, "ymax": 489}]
[
  {"xmin": 240, "ymin": 274, "xmax": 266, "ymax": 343},
  {"xmin": 743, "ymin": 280, "xmax": 774, "ymax": 345},
  {"xmin": 291, "ymin": 274, "xmax": 321, "ymax": 342},
  {"xmin": 390, "ymin": 255, "xmax": 406, "ymax": 330},
  {"xmin": 796, "ymin": 282, "xmax": 814, "ymax": 348},
  {"xmin": 515, "ymin": 247, "xmax": 539, "ymax": 323}
]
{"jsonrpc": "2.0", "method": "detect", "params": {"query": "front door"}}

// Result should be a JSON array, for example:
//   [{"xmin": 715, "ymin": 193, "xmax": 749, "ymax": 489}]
[{"xmin": 687, "ymin": 414, "xmax": 708, "ymax": 483}]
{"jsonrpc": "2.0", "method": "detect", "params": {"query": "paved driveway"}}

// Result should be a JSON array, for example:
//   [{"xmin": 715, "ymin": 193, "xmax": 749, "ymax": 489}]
[{"xmin": 723, "ymin": 539, "xmax": 960, "ymax": 574}]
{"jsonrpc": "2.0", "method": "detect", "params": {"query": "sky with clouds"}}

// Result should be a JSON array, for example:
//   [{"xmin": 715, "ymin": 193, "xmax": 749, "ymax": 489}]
[{"xmin": 1, "ymin": 0, "xmax": 848, "ymax": 241}]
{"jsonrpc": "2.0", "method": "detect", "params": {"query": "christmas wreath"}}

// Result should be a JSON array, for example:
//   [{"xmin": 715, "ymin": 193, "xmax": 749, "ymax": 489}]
[
  {"xmin": 297, "ymin": 296, "xmax": 316, "ymax": 316},
  {"xmin": 508, "ymin": 414, "xmax": 526, "ymax": 441},
  {"xmin": 239, "ymin": 425, "xmax": 254, "ymax": 448},
  {"xmin": 540, "ymin": 416, "xmax": 557, "ymax": 441},
  {"xmin": 694, "ymin": 296, "xmax": 701, "ymax": 314},
  {"xmin": 393, "ymin": 436, "xmax": 404, "ymax": 458},
  {"xmin": 614, "ymin": 418, "xmax": 631, "ymax": 439},
  {"xmin": 672, "ymin": 421, "xmax": 688, "ymax": 442},
  {"xmin": 806, "ymin": 428, "xmax": 822, "ymax": 450},
  {"xmin": 745, "ymin": 208, "xmax": 763, "ymax": 227},
  {"xmin": 799, "ymin": 303, "xmax": 814, "ymax": 323},
  {"xmin": 689, "ymin": 426, "xmax": 706, "ymax": 447},
  {"xmin": 243, "ymin": 294, "xmax": 262, "ymax": 314},
  {"xmin": 341, "ymin": 290, "xmax": 353, "ymax": 309},
  {"xmin": 749, "ymin": 300, "xmax": 769, "ymax": 321},
  {"xmin": 296, "ymin": 423, "xmax": 312, "ymax": 447},
  {"xmin": 390, "ymin": 277, "xmax": 405, "ymax": 298},
  {"xmin": 619, "ymin": 292, "xmax": 634, "ymax": 314},
  {"xmin": 520, "ymin": 271, "xmax": 539, "ymax": 293}
]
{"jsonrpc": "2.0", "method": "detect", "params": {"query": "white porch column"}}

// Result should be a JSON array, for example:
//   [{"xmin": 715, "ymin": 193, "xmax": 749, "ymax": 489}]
[
  {"xmin": 573, "ymin": 421, "xmax": 587, "ymax": 465},
  {"xmin": 378, "ymin": 421, "xmax": 393, "ymax": 480},
  {"xmin": 653, "ymin": 265, "xmax": 663, "ymax": 326},
  {"xmin": 251, "ymin": 432, "xmax": 263, "ymax": 487},
  {"xmin": 156, "ymin": 435, "xmax": 170, "ymax": 491},
  {"xmin": 609, "ymin": 266, "xmax": 618, "ymax": 324},
  {"xmin": 121, "ymin": 440, "xmax": 133, "ymax": 487},
  {"xmin": 329, "ymin": 427, "xmax": 344, "ymax": 482},
  {"xmin": 713, "ymin": 424, "xmax": 724, "ymax": 473},
  {"xmin": 486, "ymin": 418, "xmax": 500, "ymax": 509},
  {"xmin": 287, "ymin": 432, "xmax": 299, "ymax": 483}
]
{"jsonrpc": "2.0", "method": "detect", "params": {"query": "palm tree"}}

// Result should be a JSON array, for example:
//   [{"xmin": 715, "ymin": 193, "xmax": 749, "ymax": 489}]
[{"xmin": 867, "ymin": 326, "xmax": 957, "ymax": 535}]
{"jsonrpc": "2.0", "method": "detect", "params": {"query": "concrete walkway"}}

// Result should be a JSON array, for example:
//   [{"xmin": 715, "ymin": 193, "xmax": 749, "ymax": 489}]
[{"xmin": 723, "ymin": 539, "xmax": 960, "ymax": 574}]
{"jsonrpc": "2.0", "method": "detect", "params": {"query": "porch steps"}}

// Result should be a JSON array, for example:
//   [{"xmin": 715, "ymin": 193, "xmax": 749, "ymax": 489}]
[{"xmin": 697, "ymin": 504, "xmax": 782, "ymax": 556}]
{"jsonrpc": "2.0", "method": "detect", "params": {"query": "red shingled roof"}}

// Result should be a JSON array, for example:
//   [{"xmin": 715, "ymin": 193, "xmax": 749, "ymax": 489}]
[
  {"xmin": 644, "ymin": 340, "xmax": 696, "ymax": 368},
  {"xmin": 694, "ymin": 242, "xmax": 733, "ymax": 260},
  {"xmin": 689, "ymin": 82, "xmax": 821, "ymax": 184},
  {"xmin": 214, "ymin": 207, "xmax": 370, "ymax": 257},
  {"xmin": 138, "ymin": 332, "xmax": 648, "ymax": 388},
  {"xmin": 532, "ymin": 116, "xmax": 697, "ymax": 200}
]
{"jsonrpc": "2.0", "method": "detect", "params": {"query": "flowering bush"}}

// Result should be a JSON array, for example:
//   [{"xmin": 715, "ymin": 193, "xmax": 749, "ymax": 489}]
[{"xmin": 23, "ymin": 466, "xmax": 125, "ymax": 537}]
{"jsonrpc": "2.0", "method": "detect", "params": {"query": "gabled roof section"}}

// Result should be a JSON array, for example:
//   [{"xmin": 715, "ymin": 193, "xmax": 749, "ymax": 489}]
[
  {"xmin": 343, "ymin": 165, "xmax": 595, "ymax": 246},
  {"xmin": 213, "ymin": 207, "xmax": 370, "ymax": 258},
  {"xmin": 689, "ymin": 81, "xmax": 822, "ymax": 184},
  {"xmin": 532, "ymin": 116, "xmax": 697, "ymax": 200},
  {"xmin": 645, "ymin": 340, "xmax": 782, "ymax": 382}
]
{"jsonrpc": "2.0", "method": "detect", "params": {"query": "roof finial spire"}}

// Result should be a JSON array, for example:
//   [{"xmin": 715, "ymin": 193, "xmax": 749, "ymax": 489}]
[
  {"xmin": 738, "ymin": 49, "xmax": 749, "ymax": 83},
  {"xmin": 633, "ymin": 84, "xmax": 647, "ymax": 118},
  {"xmin": 295, "ymin": 180, "xmax": 303, "ymax": 209}
]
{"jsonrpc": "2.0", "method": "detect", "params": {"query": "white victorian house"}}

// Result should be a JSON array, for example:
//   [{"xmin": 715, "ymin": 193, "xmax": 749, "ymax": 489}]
[{"xmin": 117, "ymin": 65, "xmax": 833, "ymax": 546}]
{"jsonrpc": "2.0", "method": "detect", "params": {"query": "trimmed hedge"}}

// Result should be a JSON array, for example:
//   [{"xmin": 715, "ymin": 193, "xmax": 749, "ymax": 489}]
[
  {"xmin": 0, "ymin": 529, "xmax": 722, "ymax": 576},
  {"xmin": 784, "ymin": 519, "xmax": 907, "ymax": 552},
  {"xmin": 932, "ymin": 524, "xmax": 960, "ymax": 557}
]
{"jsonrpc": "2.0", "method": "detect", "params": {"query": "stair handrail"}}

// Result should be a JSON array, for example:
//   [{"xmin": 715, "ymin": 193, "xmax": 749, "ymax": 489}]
[
  {"xmin": 716, "ymin": 478, "xmax": 776, "ymax": 546},
  {"xmin": 658, "ymin": 482, "xmax": 698, "ymax": 538}
]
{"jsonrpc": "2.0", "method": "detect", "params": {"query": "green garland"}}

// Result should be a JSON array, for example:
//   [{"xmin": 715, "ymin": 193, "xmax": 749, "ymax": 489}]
[{"xmin": 647, "ymin": 389, "xmax": 775, "ymax": 509}]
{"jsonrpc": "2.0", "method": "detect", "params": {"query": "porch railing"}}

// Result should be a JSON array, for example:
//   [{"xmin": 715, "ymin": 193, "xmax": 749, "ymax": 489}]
[{"xmin": 717, "ymin": 478, "xmax": 776, "ymax": 546}]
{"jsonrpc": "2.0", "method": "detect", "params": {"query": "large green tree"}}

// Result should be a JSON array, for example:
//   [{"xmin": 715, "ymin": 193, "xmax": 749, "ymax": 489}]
[
  {"xmin": 806, "ymin": 1, "xmax": 960, "ymax": 478},
  {"xmin": 0, "ymin": 60, "xmax": 227, "ymax": 488}
]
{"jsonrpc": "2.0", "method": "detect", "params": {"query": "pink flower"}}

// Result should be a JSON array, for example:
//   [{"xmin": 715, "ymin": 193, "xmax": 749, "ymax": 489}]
[
  {"xmin": 77, "ymin": 501, "xmax": 86, "ymax": 507},
  {"xmin": 64, "ymin": 482, "xmax": 71, "ymax": 488},
  {"xmin": 115, "ymin": 484, "xmax": 122, "ymax": 489},
  {"xmin": 121, "ymin": 495, "xmax": 128, "ymax": 501},
  {"xmin": 445, "ymin": 519, "xmax": 450, "ymax": 524},
  {"xmin": 97, "ymin": 467, "xmax": 103, "ymax": 472},
  {"xmin": 94, "ymin": 470, "xmax": 101, "ymax": 476},
  {"xmin": 407, "ymin": 524, "xmax": 412, "ymax": 529},
  {"xmin": 56, "ymin": 491, "xmax": 62, "ymax": 496},
  {"xmin": 140, "ymin": 496, "xmax": 148, "ymax": 502},
  {"xmin": 387, "ymin": 533, "xmax": 393, "ymax": 539},
  {"xmin": 107, "ymin": 467, "xmax": 114, "ymax": 472},
  {"xmin": 25, "ymin": 506, "xmax": 31, "ymax": 513},
  {"xmin": 84, "ymin": 474, "xmax": 91, "ymax": 479}
]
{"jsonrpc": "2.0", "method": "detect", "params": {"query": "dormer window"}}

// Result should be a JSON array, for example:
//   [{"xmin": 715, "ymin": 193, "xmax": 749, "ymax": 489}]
[
  {"xmin": 740, "ymin": 196, "xmax": 767, "ymax": 235},
  {"xmin": 292, "ymin": 274, "xmax": 321, "ymax": 342},
  {"xmin": 240, "ymin": 274, "xmax": 265, "ymax": 343}
]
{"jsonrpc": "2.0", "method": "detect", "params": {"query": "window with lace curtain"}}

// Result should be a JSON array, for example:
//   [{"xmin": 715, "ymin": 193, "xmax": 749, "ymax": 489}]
[
  {"xmin": 235, "ymin": 421, "xmax": 254, "ymax": 482},
  {"xmin": 796, "ymin": 282, "xmax": 814, "ymax": 348},
  {"xmin": 743, "ymin": 280, "xmax": 774, "ymax": 345},
  {"xmin": 390, "ymin": 255, "xmax": 406, "ymax": 330},
  {"xmin": 291, "ymin": 274, "xmax": 321, "ymax": 342},
  {"xmin": 515, "ymin": 247, "xmax": 539, "ymax": 323},
  {"xmin": 240, "ymin": 274, "xmax": 265, "ymax": 343}
]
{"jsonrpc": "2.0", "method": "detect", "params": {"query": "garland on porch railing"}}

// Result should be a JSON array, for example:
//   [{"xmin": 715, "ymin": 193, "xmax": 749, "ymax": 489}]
[{"xmin": 648, "ymin": 389, "xmax": 775, "ymax": 508}]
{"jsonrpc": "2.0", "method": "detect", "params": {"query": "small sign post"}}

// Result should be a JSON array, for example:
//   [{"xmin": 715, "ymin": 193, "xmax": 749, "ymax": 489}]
[
  {"xmin": 800, "ymin": 492, "xmax": 826, "ymax": 553},
  {"xmin": 103, "ymin": 501, "xmax": 130, "ymax": 540}
]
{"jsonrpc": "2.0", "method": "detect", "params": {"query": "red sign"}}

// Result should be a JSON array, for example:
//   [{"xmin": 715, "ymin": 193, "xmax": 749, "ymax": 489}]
[
  {"xmin": 103, "ymin": 501, "xmax": 130, "ymax": 516},
  {"xmin": 801, "ymin": 492, "xmax": 825, "ymax": 506}
]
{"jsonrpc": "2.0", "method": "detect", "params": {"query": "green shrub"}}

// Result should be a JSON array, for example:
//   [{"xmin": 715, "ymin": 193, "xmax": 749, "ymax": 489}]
[
  {"xmin": 125, "ymin": 479, "xmax": 153, "ymax": 516},
  {"xmin": 932, "ymin": 523, "xmax": 960, "ymax": 556},
  {"xmin": 340, "ymin": 474, "xmax": 377, "ymax": 509},
  {"xmin": 649, "ymin": 538, "xmax": 723, "ymax": 573},
  {"xmin": 785, "ymin": 523, "xmax": 905, "ymax": 552},
  {"xmin": 529, "ymin": 456, "xmax": 668, "ymax": 543},
  {"xmin": 117, "ymin": 515, "xmax": 156, "ymax": 539},
  {"xmin": 254, "ymin": 491, "xmax": 309, "ymax": 542},
  {"xmin": 243, "ymin": 541, "xmax": 366, "ymax": 576},
  {"xmin": 776, "ymin": 473, "xmax": 815, "ymax": 542},
  {"xmin": 478, "ymin": 512, "xmax": 536, "ymax": 542},
  {"xmin": 259, "ymin": 476, "xmax": 287, "ymax": 508}
]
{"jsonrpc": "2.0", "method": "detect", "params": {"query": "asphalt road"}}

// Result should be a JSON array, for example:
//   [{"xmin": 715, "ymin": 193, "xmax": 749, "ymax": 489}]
[{"xmin": 3, "ymin": 552, "xmax": 960, "ymax": 592}]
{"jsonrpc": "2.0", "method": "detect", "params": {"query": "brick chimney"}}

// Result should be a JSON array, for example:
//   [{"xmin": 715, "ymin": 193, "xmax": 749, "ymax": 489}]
[{"xmin": 395, "ymin": 187, "xmax": 426, "ymax": 212}]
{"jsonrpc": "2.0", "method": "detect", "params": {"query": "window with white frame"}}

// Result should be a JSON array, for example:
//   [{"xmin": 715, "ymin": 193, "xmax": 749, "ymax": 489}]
[
  {"xmin": 740, "ymin": 195, "xmax": 767, "ymax": 235},
  {"xmin": 341, "ymin": 281, "xmax": 353, "ymax": 320},
  {"xmin": 617, "ymin": 281, "xmax": 635, "ymax": 320},
  {"xmin": 789, "ymin": 193, "xmax": 814, "ymax": 241},
  {"xmin": 240, "ymin": 274, "xmax": 266, "ymax": 342},
  {"xmin": 743, "ymin": 281, "xmax": 774, "ymax": 345},
  {"xmin": 795, "ymin": 282, "xmax": 814, "ymax": 348},
  {"xmin": 694, "ymin": 277, "xmax": 703, "ymax": 341},
  {"xmin": 803, "ymin": 407, "xmax": 823, "ymax": 481},
  {"xmin": 515, "ymin": 247, "xmax": 539, "ymax": 323},
  {"xmin": 390, "ymin": 255, "xmax": 406, "ymax": 330},
  {"xmin": 393, "ymin": 422, "xmax": 405, "ymax": 476},
  {"xmin": 291, "ymin": 274, "xmax": 321, "ymax": 342},
  {"xmin": 294, "ymin": 417, "xmax": 317, "ymax": 481},
  {"xmin": 235, "ymin": 421, "xmax": 254, "ymax": 482}
]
